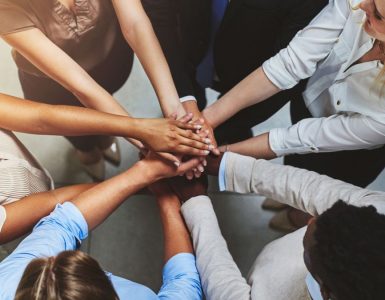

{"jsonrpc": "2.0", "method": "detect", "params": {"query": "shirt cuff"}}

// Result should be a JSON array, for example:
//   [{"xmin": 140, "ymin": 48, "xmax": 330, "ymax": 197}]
[
  {"xmin": 0, "ymin": 205, "xmax": 6, "ymax": 233},
  {"xmin": 269, "ymin": 128, "xmax": 320, "ymax": 157},
  {"xmin": 180, "ymin": 96, "xmax": 197, "ymax": 103},
  {"xmin": 35, "ymin": 202, "xmax": 88, "ymax": 242},
  {"xmin": 218, "ymin": 152, "xmax": 228, "ymax": 191},
  {"xmin": 163, "ymin": 253, "xmax": 198, "ymax": 283}
]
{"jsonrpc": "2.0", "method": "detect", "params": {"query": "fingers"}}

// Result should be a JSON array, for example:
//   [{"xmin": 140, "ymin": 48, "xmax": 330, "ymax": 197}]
[
  {"xmin": 177, "ymin": 128, "xmax": 211, "ymax": 144},
  {"xmin": 175, "ymin": 144, "xmax": 211, "ymax": 156},
  {"xmin": 177, "ymin": 157, "xmax": 202, "ymax": 174},
  {"xmin": 177, "ymin": 112, "xmax": 194, "ymax": 124},
  {"xmin": 157, "ymin": 152, "xmax": 181, "ymax": 166}
]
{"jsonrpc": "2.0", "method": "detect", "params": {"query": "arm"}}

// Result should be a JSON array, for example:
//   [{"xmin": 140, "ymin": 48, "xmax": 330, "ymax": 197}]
[
  {"xmin": 224, "ymin": 114, "xmax": 385, "ymax": 158},
  {"xmin": 0, "ymin": 93, "xmax": 211, "ymax": 156},
  {"xmin": 181, "ymin": 197, "xmax": 251, "ymax": 300},
  {"xmin": 0, "ymin": 183, "xmax": 95, "ymax": 244},
  {"xmin": 112, "ymin": 0, "xmax": 184, "ymax": 117},
  {"xmin": 149, "ymin": 182, "xmax": 202, "ymax": 299},
  {"xmin": 167, "ymin": 176, "xmax": 250, "ymax": 300},
  {"xmin": 204, "ymin": 0, "xmax": 349, "ymax": 128},
  {"xmin": 220, "ymin": 152, "xmax": 385, "ymax": 216}
]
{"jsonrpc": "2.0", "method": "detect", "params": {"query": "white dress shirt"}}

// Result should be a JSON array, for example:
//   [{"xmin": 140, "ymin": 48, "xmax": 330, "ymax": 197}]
[{"xmin": 263, "ymin": 0, "xmax": 385, "ymax": 156}]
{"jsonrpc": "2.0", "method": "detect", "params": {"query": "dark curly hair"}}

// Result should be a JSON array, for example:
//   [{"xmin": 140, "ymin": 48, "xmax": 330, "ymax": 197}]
[{"xmin": 310, "ymin": 200, "xmax": 385, "ymax": 300}]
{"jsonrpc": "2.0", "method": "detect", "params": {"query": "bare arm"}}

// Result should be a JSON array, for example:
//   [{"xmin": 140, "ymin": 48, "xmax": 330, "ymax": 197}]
[
  {"xmin": 72, "ymin": 153, "xmax": 201, "ymax": 230},
  {"xmin": 150, "ymin": 182, "xmax": 193, "ymax": 262},
  {"xmin": 0, "ymin": 93, "xmax": 211, "ymax": 156},
  {"xmin": 0, "ymin": 183, "xmax": 95, "ymax": 244},
  {"xmin": 220, "ymin": 132, "xmax": 276, "ymax": 160},
  {"xmin": 112, "ymin": 0, "xmax": 185, "ymax": 117},
  {"xmin": 203, "ymin": 67, "xmax": 280, "ymax": 129}
]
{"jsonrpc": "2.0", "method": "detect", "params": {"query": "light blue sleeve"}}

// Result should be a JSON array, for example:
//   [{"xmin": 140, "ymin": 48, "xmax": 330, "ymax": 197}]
[
  {"xmin": 218, "ymin": 152, "xmax": 228, "ymax": 191},
  {"xmin": 157, "ymin": 253, "xmax": 202, "ymax": 300},
  {"xmin": 0, "ymin": 202, "xmax": 88, "ymax": 300},
  {"xmin": 108, "ymin": 273, "xmax": 158, "ymax": 300}
]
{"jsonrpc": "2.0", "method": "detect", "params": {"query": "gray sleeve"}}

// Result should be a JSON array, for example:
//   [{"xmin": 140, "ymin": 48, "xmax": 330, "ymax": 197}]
[
  {"xmin": 181, "ymin": 196, "xmax": 251, "ymax": 300},
  {"xmin": 224, "ymin": 152, "xmax": 385, "ymax": 216}
]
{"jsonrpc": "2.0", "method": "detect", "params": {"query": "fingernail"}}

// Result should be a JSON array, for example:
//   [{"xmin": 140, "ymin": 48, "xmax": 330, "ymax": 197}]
[
  {"xmin": 204, "ymin": 138, "xmax": 211, "ymax": 144},
  {"xmin": 205, "ymin": 129, "xmax": 209, "ymax": 134},
  {"xmin": 198, "ymin": 165, "xmax": 204, "ymax": 172},
  {"xmin": 204, "ymin": 150, "xmax": 210, "ymax": 155},
  {"xmin": 195, "ymin": 125, "xmax": 203, "ymax": 130},
  {"xmin": 203, "ymin": 159, "xmax": 207, "ymax": 166},
  {"xmin": 174, "ymin": 161, "xmax": 180, "ymax": 167},
  {"xmin": 208, "ymin": 145, "xmax": 214, "ymax": 150},
  {"xmin": 193, "ymin": 168, "xmax": 197, "ymax": 172}
]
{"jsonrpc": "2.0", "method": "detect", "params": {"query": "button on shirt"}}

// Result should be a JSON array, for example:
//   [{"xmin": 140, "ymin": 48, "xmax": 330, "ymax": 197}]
[
  {"xmin": 263, "ymin": 0, "xmax": 385, "ymax": 156},
  {"xmin": 0, "ymin": 202, "xmax": 202, "ymax": 300}
]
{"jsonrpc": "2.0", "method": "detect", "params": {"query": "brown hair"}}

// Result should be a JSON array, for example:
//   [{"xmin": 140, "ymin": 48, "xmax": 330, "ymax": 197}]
[{"xmin": 15, "ymin": 250, "xmax": 119, "ymax": 300}]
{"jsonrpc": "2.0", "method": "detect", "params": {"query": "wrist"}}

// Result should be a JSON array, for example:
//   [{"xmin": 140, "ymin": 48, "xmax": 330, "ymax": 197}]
[
  {"xmin": 132, "ymin": 160, "xmax": 159, "ymax": 183},
  {"xmin": 202, "ymin": 107, "xmax": 217, "ymax": 129}
]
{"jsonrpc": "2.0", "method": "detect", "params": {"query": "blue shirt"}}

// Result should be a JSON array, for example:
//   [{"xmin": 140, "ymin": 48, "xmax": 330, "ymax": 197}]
[{"xmin": 0, "ymin": 202, "xmax": 202, "ymax": 300}]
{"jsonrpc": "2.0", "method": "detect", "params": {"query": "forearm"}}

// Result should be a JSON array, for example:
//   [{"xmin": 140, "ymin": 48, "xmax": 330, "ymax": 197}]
[
  {"xmin": 181, "ymin": 196, "xmax": 251, "ymax": 300},
  {"xmin": 0, "ymin": 93, "xmax": 149, "ymax": 139},
  {"xmin": 203, "ymin": 67, "xmax": 280, "ymax": 128},
  {"xmin": 71, "ymin": 161, "xmax": 156, "ymax": 230},
  {"xmin": 158, "ymin": 194, "xmax": 193, "ymax": 262},
  {"xmin": 225, "ymin": 133, "xmax": 276, "ymax": 159},
  {"xmin": 0, "ymin": 183, "xmax": 94, "ymax": 244},
  {"xmin": 117, "ymin": 5, "xmax": 184, "ymax": 117}
]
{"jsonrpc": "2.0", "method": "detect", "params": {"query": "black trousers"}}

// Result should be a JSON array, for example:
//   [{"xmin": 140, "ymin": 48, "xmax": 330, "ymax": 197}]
[
  {"xmin": 142, "ymin": 0, "xmax": 211, "ymax": 109},
  {"xmin": 19, "ymin": 32, "xmax": 134, "ymax": 152}
]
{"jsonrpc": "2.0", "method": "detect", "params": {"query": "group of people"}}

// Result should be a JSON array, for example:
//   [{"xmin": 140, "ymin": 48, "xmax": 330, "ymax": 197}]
[{"xmin": 0, "ymin": 0, "xmax": 385, "ymax": 299}]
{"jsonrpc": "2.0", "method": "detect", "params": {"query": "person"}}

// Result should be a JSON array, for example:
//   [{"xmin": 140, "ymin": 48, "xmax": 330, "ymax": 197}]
[
  {"xmin": 0, "ymin": 92, "xmax": 211, "ymax": 244},
  {"xmin": 0, "ymin": 0, "xmax": 215, "ymax": 179},
  {"xmin": 173, "ymin": 152, "xmax": 385, "ymax": 299},
  {"xmin": 203, "ymin": 0, "xmax": 385, "ymax": 230},
  {"xmin": 140, "ymin": 0, "xmax": 327, "ymax": 179},
  {"xmin": 0, "ymin": 151, "xmax": 203, "ymax": 300}
]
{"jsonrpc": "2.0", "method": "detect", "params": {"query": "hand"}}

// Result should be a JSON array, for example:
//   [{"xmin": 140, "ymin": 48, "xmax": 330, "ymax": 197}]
[
  {"xmin": 168, "ymin": 175, "xmax": 208, "ymax": 203},
  {"xmin": 205, "ymin": 152, "xmax": 225, "ymax": 176},
  {"xmin": 141, "ymin": 150, "xmax": 203, "ymax": 181},
  {"xmin": 137, "ymin": 113, "xmax": 212, "ymax": 157}
]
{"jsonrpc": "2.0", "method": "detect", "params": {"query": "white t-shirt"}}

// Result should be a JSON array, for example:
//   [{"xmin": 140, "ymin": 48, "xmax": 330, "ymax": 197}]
[{"xmin": 0, "ymin": 130, "xmax": 53, "ymax": 231}]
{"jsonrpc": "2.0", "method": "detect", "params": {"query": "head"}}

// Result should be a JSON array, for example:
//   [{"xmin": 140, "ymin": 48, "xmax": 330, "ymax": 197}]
[
  {"xmin": 303, "ymin": 200, "xmax": 385, "ymax": 300},
  {"xmin": 359, "ymin": 0, "xmax": 385, "ymax": 41},
  {"xmin": 15, "ymin": 250, "xmax": 119, "ymax": 300}
]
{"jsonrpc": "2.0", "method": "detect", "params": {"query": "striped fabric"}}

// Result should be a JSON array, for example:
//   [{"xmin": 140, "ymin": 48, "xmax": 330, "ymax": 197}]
[
  {"xmin": 0, "ymin": 130, "xmax": 54, "ymax": 232},
  {"xmin": 0, "ymin": 157, "xmax": 52, "ymax": 205}
]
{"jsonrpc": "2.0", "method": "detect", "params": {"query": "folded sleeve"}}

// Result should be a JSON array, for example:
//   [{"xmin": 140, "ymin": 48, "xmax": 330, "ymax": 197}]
[
  {"xmin": 269, "ymin": 113, "xmax": 385, "ymax": 156},
  {"xmin": 262, "ymin": 0, "xmax": 349, "ymax": 90},
  {"xmin": 182, "ymin": 196, "xmax": 251, "ymax": 300},
  {"xmin": 0, "ymin": 205, "xmax": 6, "ymax": 233},
  {"xmin": 158, "ymin": 253, "xmax": 202, "ymax": 300},
  {"xmin": 0, "ymin": 0, "xmax": 35, "ymax": 35}
]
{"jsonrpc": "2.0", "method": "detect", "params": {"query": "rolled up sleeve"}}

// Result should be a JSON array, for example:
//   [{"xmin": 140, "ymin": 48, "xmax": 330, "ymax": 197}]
[
  {"xmin": 262, "ymin": 0, "xmax": 349, "ymax": 90},
  {"xmin": 158, "ymin": 253, "xmax": 202, "ymax": 300},
  {"xmin": 269, "ymin": 114, "xmax": 385, "ymax": 156}
]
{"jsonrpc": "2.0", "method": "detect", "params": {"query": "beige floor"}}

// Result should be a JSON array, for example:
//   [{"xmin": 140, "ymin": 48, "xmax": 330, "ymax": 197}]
[{"xmin": 0, "ymin": 39, "xmax": 384, "ymax": 291}]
